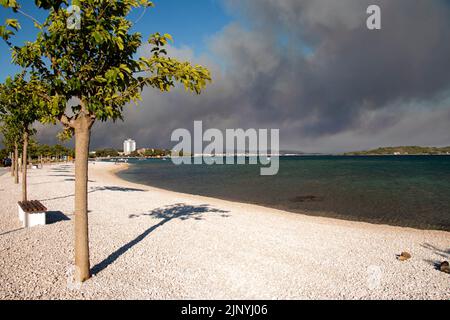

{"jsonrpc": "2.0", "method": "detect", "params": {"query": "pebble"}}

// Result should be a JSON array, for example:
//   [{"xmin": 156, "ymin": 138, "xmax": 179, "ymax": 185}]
[
  {"xmin": 0, "ymin": 163, "xmax": 449, "ymax": 300},
  {"xmin": 398, "ymin": 252, "xmax": 412, "ymax": 261}
]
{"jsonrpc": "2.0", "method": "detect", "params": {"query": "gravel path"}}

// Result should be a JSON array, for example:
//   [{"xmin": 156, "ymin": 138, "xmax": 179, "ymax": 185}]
[
  {"xmin": 0, "ymin": 163, "xmax": 448, "ymax": 300},
  {"xmin": 0, "ymin": 168, "xmax": 8, "ymax": 177}
]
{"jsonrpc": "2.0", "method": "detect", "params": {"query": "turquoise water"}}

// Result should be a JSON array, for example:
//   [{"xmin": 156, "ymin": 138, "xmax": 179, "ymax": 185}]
[{"xmin": 116, "ymin": 156, "xmax": 450, "ymax": 231}]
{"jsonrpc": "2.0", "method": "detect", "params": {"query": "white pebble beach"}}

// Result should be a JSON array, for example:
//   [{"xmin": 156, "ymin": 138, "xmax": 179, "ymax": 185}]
[{"xmin": 0, "ymin": 162, "xmax": 448, "ymax": 300}]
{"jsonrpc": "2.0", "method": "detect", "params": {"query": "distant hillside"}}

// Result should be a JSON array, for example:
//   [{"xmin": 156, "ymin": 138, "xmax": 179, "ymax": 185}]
[
  {"xmin": 345, "ymin": 146, "xmax": 450, "ymax": 156},
  {"xmin": 279, "ymin": 150, "xmax": 306, "ymax": 155}
]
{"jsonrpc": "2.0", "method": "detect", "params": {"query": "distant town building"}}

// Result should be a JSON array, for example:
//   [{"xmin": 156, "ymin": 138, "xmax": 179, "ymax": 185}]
[{"xmin": 123, "ymin": 139, "xmax": 137, "ymax": 155}]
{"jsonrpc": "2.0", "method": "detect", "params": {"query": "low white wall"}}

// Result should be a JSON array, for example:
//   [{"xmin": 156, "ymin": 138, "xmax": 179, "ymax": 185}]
[{"xmin": 17, "ymin": 204, "xmax": 46, "ymax": 227}]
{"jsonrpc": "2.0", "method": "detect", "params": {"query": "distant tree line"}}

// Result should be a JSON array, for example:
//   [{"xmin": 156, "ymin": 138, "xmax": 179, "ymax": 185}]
[
  {"xmin": 345, "ymin": 146, "xmax": 450, "ymax": 156},
  {"xmin": 91, "ymin": 148, "xmax": 119, "ymax": 158},
  {"xmin": 0, "ymin": 140, "xmax": 74, "ymax": 166},
  {"xmin": 28, "ymin": 141, "xmax": 75, "ymax": 159},
  {"xmin": 0, "ymin": 148, "xmax": 8, "ymax": 161},
  {"xmin": 90, "ymin": 148, "xmax": 171, "ymax": 158},
  {"xmin": 142, "ymin": 148, "xmax": 171, "ymax": 157}
]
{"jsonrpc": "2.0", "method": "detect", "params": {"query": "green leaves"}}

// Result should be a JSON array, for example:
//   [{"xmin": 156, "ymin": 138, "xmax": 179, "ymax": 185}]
[
  {"xmin": 92, "ymin": 31, "xmax": 104, "ymax": 44},
  {"xmin": 138, "ymin": 53, "xmax": 211, "ymax": 94},
  {"xmin": 0, "ymin": 73, "xmax": 50, "ymax": 144},
  {"xmin": 5, "ymin": 18, "xmax": 19, "ymax": 30},
  {"xmin": 56, "ymin": 127, "xmax": 73, "ymax": 142},
  {"xmin": 116, "ymin": 37, "xmax": 124, "ymax": 50},
  {"xmin": 0, "ymin": 18, "xmax": 20, "ymax": 42},
  {"xmin": 163, "ymin": 33, "xmax": 173, "ymax": 42},
  {"xmin": 149, "ymin": 32, "xmax": 173, "ymax": 47},
  {"xmin": 0, "ymin": 0, "xmax": 19, "ymax": 9},
  {"xmin": 4, "ymin": 0, "xmax": 211, "ymax": 131},
  {"xmin": 34, "ymin": 0, "xmax": 66, "ymax": 10}
]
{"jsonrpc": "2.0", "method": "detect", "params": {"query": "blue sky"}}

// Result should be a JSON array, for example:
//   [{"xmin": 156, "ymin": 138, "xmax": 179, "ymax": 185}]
[
  {"xmin": 0, "ymin": 0, "xmax": 231, "ymax": 81},
  {"xmin": 2, "ymin": 0, "xmax": 450, "ymax": 152}
]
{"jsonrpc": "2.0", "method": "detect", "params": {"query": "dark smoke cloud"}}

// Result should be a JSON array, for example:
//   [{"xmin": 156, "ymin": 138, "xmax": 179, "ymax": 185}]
[{"xmin": 33, "ymin": 0, "xmax": 450, "ymax": 153}]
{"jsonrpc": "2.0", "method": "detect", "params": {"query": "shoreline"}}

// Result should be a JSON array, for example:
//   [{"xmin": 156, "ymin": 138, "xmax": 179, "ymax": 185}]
[
  {"xmin": 0, "ymin": 162, "xmax": 449, "ymax": 299},
  {"xmin": 109, "ymin": 161, "xmax": 449, "ymax": 234}
]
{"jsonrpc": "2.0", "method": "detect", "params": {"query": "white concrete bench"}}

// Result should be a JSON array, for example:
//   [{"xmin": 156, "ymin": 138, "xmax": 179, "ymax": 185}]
[{"xmin": 18, "ymin": 201, "xmax": 47, "ymax": 228}]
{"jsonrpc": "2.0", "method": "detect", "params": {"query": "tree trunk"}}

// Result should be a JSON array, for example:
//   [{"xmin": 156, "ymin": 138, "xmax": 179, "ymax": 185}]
[
  {"xmin": 73, "ymin": 114, "xmax": 94, "ymax": 282},
  {"xmin": 14, "ymin": 143, "xmax": 19, "ymax": 184},
  {"xmin": 22, "ymin": 131, "xmax": 28, "ymax": 202},
  {"xmin": 11, "ymin": 147, "xmax": 15, "ymax": 177}
]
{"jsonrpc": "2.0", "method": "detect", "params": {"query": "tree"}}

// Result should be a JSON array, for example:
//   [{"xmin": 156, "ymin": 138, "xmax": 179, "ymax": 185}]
[
  {"xmin": 21, "ymin": 141, "xmax": 74, "ymax": 161},
  {"xmin": 0, "ymin": 148, "xmax": 8, "ymax": 163},
  {"xmin": 39, "ymin": 144, "xmax": 53, "ymax": 158},
  {"xmin": 0, "ymin": 118, "xmax": 21, "ymax": 182},
  {"xmin": 0, "ymin": 74, "xmax": 45, "ymax": 201},
  {"xmin": 8, "ymin": 0, "xmax": 211, "ymax": 282}
]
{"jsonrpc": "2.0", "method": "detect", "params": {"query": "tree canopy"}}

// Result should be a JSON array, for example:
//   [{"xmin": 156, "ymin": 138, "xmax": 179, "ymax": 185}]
[
  {"xmin": 0, "ymin": 73, "xmax": 46, "ymax": 137},
  {"xmin": 1, "ymin": 0, "xmax": 212, "ymax": 282},
  {"xmin": 28, "ymin": 141, "xmax": 75, "ymax": 158},
  {"xmin": 9, "ymin": 0, "xmax": 211, "ymax": 137},
  {"xmin": 0, "ymin": 116, "xmax": 22, "ymax": 152}
]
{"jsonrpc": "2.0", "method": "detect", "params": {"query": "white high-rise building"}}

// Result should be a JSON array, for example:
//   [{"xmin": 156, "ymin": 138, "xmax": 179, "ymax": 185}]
[{"xmin": 123, "ymin": 139, "xmax": 137, "ymax": 155}]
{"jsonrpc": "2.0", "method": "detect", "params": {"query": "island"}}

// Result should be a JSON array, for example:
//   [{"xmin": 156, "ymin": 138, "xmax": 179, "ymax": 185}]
[{"xmin": 345, "ymin": 146, "xmax": 450, "ymax": 156}]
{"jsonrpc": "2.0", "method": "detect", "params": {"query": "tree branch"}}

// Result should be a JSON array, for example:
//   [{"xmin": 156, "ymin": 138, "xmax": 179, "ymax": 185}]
[
  {"xmin": 59, "ymin": 114, "xmax": 73, "ymax": 128},
  {"xmin": 17, "ymin": 9, "xmax": 42, "ymax": 28}
]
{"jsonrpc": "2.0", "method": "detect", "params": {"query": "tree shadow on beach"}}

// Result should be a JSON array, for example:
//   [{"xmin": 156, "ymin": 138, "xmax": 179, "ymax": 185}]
[
  {"xmin": 421, "ymin": 243, "xmax": 449, "ymax": 270},
  {"xmin": 0, "ymin": 227, "xmax": 24, "ymax": 237},
  {"xmin": 421, "ymin": 243, "xmax": 450, "ymax": 259},
  {"xmin": 91, "ymin": 203, "xmax": 230, "ymax": 276},
  {"xmin": 49, "ymin": 174, "xmax": 75, "ymax": 177},
  {"xmin": 64, "ymin": 178, "xmax": 96, "ymax": 183},
  {"xmin": 30, "ymin": 178, "xmax": 94, "ymax": 185},
  {"xmin": 39, "ymin": 185, "xmax": 146, "ymax": 202},
  {"xmin": 423, "ymin": 259, "xmax": 443, "ymax": 271},
  {"xmin": 30, "ymin": 181, "xmax": 59, "ymax": 186},
  {"xmin": 50, "ymin": 169, "xmax": 71, "ymax": 173}
]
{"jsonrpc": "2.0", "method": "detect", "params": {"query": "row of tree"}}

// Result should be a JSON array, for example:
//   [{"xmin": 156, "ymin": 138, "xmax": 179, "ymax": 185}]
[
  {"xmin": 91, "ymin": 148, "xmax": 119, "ymax": 158},
  {"xmin": 0, "ymin": 0, "xmax": 210, "ymax": 282},
  {"xmin": 91, "ymin": 148, "xmax": 184, "ymax": 158},
  {"xmin": 0, "ymin": 141, "xmax": 75, "ymax": 163},
  {"xmin": 142, "ymin": 148, "xmax": 170, "ymax": 157},
  {"xmin": 91, "ymin": 148, "xmax": 171, "ymax": 158},
  {"xmin": 29, "ymin": 143, "xmax": 75, "ymax": 159}
]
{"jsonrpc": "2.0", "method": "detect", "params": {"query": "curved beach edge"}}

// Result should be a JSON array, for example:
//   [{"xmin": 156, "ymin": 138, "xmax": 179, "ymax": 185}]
[{"xmin": 105, "ymin": 161, "xmax": 449, "ymax": 236}]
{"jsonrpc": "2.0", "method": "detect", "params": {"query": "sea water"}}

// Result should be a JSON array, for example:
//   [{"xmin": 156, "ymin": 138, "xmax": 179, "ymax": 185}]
[{"xmin": 116, "ymin": 156, "xmax": 450, "ymax": 230}]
